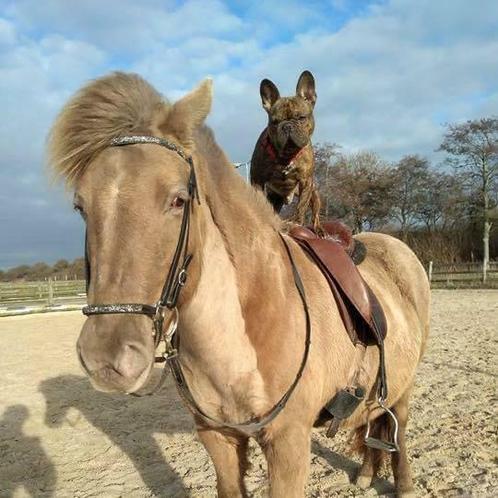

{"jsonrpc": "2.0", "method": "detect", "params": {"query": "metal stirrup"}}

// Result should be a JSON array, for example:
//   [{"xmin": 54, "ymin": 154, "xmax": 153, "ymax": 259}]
[{"xmin": 364, "ymin": 395, "xmax": 400, "ymax": 453}]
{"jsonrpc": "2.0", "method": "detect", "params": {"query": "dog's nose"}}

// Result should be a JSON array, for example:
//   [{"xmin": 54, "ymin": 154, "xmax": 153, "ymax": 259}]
[{"xmin": 282, "ymin": 122, "xmax": 292, "ymax": 133}]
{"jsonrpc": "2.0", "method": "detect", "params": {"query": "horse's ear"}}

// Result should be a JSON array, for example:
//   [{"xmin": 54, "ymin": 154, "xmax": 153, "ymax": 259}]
[
  {"xmin": 159, "ymin": 78, "xmax": 213, "ymax": 147},
  {"xmin": 260, "ymin": 79, "xmax": 280, "ymax": 112},
  {"xmin": 296, "ymin": 70, "xmax": 316, "ymax": 107}
]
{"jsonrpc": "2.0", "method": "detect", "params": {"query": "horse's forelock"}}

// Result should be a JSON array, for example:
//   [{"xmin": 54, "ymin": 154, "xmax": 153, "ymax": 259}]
[{"xmin": 47, "ymin": 72, "xmax": 169, "ymax": 186}]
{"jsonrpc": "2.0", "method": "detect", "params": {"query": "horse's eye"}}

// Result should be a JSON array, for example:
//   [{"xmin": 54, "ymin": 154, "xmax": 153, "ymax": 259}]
[
  {"xmin": 73, "ymin": 204, "xmax": 84, "ymax": 215},
  {"xmin": 170, "ymin": 196, "xmax": 185, "ymax": 209}
]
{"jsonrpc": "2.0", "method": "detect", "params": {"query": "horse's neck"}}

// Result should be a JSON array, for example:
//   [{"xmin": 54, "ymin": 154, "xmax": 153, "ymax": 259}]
[
  {"xmin": 176, "ymin": 141, "xmax": 296, "ymax": 413},
  {"xmin": 178, "ymin": 208, "xmax": 279, "ymax": 416},
  {"xmin": 181, "ymin": 200, "xmax": 285, "ymax": 349}
]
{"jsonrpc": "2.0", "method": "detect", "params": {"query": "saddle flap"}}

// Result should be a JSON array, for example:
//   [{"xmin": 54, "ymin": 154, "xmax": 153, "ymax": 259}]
[{"xmin": 290, "ymin": 227, "xmax": 387, "ymax": 345}]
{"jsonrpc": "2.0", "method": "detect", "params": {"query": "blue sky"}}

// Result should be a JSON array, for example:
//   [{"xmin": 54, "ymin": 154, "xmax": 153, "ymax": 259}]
[{"xmin": 1, "ymin": 0, "xmax": 497, "ymax": 268}]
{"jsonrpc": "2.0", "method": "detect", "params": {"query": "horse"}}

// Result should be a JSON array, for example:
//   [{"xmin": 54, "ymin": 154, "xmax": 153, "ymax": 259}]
[{"xmin": 48, "ymin": 72, "xmax": 430, "ymax": 498}]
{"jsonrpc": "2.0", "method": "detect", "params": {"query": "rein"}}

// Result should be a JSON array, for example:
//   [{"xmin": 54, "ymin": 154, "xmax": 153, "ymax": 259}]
[{"xmin": 81, "ymin": 135, "xmax": 311, "ymax": 433}]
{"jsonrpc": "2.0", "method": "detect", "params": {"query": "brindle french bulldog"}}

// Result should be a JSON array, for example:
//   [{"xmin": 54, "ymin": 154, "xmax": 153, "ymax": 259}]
[{"xmin": 250, "ymin": 70, "xmax": 321, "ymax": 230}]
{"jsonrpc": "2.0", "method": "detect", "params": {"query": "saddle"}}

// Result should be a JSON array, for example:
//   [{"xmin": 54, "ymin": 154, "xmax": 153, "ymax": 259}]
[
  {"xmin": 290, "ymin": 221, "xmax": 399, "ymax": 452},
  {"xmin": 290, "ymin": 221, "xmax": 387, "ymax": 346}
]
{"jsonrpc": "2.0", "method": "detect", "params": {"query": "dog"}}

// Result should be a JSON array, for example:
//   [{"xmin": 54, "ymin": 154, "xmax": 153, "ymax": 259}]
[{"xmin": 250, "ymin": 70, "xmax": 321, "ymax": 230}]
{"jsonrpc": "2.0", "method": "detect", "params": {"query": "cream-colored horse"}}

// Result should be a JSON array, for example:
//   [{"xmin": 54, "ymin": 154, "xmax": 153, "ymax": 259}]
[{"xmin": 49, "ymin": 72, "xmax": 430, "ymax": 497}]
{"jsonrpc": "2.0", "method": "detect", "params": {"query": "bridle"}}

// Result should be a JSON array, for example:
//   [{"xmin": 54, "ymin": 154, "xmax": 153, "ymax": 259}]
[
  {"xmin": 83, "ymin": 135, "xmax": 198, "ymax": 364},
  {"xmin": 81, "ymin": 135, "xmax": 311, "ymax": 434}
]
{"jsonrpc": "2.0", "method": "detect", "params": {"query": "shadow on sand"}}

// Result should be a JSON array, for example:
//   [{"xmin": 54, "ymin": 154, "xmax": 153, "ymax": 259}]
[
  {"xmin": 39, "ymin": 374, "xmax": 193, "ymax": 497},
  {"xmin": 0, "ymin": 405, "xmax": 57, "ymax": 497},
  {"xmin": 311, "ymin": 440, "xmax": 396, "ymax": 496},
  {"xmin": 37, "ymin": 374, "xmax": 397, "ymax": 497}
]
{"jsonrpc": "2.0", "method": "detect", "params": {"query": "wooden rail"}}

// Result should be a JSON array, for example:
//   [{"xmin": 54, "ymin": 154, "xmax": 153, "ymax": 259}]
[
  {"xmin": 0, "ymin": 279, "xmax": 86, "ymax": 307},
  {"xmin": 428, "ymin": 261, "xmax": 498, "ymax": 286},
  {"xmin": 1, "ymin": 260, "xmax": 497, "ymax": 310}
]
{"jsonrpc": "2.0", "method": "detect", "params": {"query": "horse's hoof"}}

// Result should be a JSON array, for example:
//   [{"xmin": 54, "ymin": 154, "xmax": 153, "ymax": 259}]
[{"xmin": 356, "ymin": 474, "xmax": 372, "ymax": 489}]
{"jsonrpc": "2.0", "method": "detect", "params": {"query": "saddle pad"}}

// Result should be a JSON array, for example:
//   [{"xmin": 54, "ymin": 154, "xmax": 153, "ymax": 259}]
[{"xmin": 290, "ymin": 228, "xmax": 387, "ymax": 346}]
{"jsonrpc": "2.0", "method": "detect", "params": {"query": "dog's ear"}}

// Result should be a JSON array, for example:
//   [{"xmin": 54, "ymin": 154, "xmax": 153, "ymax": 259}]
[
  {"xmin": 296, "ymin": 71, "xmax": 316, "ymax": 107},
  {"xmin": 260, "ymin": 79, "xmax": 280, "ymax": 112}
]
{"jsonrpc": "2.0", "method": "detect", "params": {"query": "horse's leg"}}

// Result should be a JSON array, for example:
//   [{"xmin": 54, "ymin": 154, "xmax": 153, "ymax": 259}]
[
  {"xmin": 357, "ymin": 445, "xmax": 383, "ymax": 489},
  {"xmin": 355, "ymin": 416, "xmax": 385, "ymax": 489},
  {"xmin": 391, "ymin": 388, "xmax": 415, "ymax": 497},
  {"xmin": 197, "ymin": 427, "xmax": 249, "ymax": 498},
  {"xmin": 262, "ymin": 424, "xmax": 311, "ymax": 498}
]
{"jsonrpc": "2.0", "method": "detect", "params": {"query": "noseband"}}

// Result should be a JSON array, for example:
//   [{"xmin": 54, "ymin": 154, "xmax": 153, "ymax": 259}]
[{"xmin": 81, "ymin": 135, "xmax": 311, "ymax": 434}]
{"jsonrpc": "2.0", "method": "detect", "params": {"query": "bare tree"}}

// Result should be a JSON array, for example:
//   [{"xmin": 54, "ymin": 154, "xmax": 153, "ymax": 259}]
[
  {"xmin": 313, "ymin": 142, "xmax": 342, "ymax": 218},
  {"xmin": 415, "ymin": 170, "xmax": 467, "ymax": 232},
  {"xmin": 438, "ymin": 117, "xmax": 498, "ymax": 281},
  {"xmin": 324, "ymin": 151, "xmax": 396, "ymax": 232},
  {"xmin": 391, "ymin": 155, "xmax": 431, "ymax": 239}
]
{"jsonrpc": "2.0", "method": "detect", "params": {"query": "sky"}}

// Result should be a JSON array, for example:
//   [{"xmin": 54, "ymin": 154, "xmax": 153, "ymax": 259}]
[{"xmin": 1, "ymin": 0, "xmax": 497, "ymax": 269}]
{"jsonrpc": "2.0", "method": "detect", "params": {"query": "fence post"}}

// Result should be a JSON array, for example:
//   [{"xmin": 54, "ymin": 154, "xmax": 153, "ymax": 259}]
[
  {"xmin": 47, "ymin": 278, "xmax": 54, "ymax": 307},
  {"xmin": 428, "ymin": 261, "xmax": 433, "ymax": 283}
]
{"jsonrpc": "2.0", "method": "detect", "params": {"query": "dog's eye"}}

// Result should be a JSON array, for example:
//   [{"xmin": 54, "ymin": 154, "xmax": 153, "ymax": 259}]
[{"xmin": 299, "ymin": 115, "xmax": 307, "ymax": 121}]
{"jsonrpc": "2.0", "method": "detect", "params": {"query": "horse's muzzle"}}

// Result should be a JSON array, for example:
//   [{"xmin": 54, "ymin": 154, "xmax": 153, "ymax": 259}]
[{"xmin": 77, "ymin": 318, "xmax": 153, "ymax": 393}]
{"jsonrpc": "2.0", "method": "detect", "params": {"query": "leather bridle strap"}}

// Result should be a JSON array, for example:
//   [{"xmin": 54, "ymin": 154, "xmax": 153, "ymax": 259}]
[
  {"xmin": 82, "ymin": 135, "xmax": 198, "ymax": 376},
  {"xmin": 81, "ymin": 134, "xmax": 312, "ymax": 429},
  {"xmin": 167, "ymin": 233, "xmax": 312, "ymax": 433}
]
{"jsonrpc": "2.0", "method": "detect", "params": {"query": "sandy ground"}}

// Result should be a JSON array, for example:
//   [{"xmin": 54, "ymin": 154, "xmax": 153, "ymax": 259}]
[{"xmin": 0, "ymin": 290, "xmax": 496, "ymax": 498}]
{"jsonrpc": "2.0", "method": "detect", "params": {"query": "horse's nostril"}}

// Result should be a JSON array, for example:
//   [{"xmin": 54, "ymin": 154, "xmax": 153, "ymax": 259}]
[{"xmin": 115, "ymin": 342, "xmax": 149, "ymax": 380}]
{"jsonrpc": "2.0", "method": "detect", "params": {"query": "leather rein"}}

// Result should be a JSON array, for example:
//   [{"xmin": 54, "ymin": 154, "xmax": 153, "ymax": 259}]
[{"xmin": 82, "ymin": 135, "xmax": 311, "ymax": 433}]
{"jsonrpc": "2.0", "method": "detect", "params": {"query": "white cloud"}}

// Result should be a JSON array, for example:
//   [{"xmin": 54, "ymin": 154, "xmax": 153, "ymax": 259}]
[
  {"xmin": 0, "ymin": 0, "xmax": 497, "ymax": 266},
  {"xmin": 203, "ymin": 0, "xmax": 498, "ymax": 161},
  {"xmin": 0, "ymin": 17, "xmax": 16, "ymax": 45}
]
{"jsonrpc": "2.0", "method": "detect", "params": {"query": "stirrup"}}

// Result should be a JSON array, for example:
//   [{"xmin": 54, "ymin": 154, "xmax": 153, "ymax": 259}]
[{"xmin": 364, "ymin": 397, "xmax": 399, "ymax": 453}]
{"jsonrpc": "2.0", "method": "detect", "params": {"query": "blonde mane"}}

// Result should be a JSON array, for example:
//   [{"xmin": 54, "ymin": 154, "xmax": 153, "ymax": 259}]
[
  {"xmin": 48, "ymin": 71, "xmax": 281, "ymax": 230},
  {"xmin": 48, "ymin": 72, "xmax": 169, "ymax": 185}
]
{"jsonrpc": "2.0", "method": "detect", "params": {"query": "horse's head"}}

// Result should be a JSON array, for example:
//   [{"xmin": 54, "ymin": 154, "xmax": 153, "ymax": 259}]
[{"xmin": 49, "ymin": 73, "xmax": 212, "ymax": 393}]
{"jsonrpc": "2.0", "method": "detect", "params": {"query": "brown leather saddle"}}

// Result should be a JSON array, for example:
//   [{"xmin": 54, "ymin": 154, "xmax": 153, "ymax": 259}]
[
  {"xmin": 290, "ymin": 221, "xmax": 387, "ymax": 346},
  {"xmin": 290, "ymin": 221, "xmax": 399, "ymax": 451}
]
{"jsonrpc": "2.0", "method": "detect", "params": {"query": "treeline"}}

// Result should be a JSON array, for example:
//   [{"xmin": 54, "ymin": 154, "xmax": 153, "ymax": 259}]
[
  {"xmin": 1, "ymin": 119, "xmax": 496, "ymax": 280},
  {"xmin": 0, "ymin": 258, "xmax": 86, "ymax": 282},
  {"xmin": 314, "ymin": 117, "xmax": 498, "ymax": 264}
]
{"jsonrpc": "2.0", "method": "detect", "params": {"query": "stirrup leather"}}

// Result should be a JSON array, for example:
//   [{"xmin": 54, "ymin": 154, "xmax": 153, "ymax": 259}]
[{"xmin": 364, "ymin": 396, "xmax": 400, "ymax": 453}]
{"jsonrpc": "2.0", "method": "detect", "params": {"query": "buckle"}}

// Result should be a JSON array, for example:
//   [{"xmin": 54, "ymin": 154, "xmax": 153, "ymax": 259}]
[{"xmin": 177, "ymin": 269, "xmax": 187, "ymax": 287}]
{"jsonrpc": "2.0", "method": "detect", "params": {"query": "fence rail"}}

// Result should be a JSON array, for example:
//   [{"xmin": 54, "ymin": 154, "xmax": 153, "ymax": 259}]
[
  {"xmin": 428, "ymin": 261, "xmax": 498, "ymax": 286},
  {"xmin": 0, "ymin": 279, "xmax": 86, "ymax": 308},
  {"xmin": 1, "ymin": 260, "xmax": 497, "ymax": 311}
]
